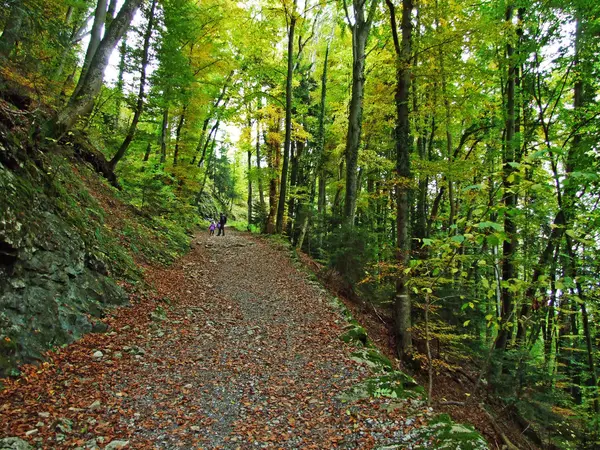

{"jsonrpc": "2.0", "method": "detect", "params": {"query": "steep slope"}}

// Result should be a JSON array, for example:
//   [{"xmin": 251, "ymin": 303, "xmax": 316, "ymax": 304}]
[{"xmin": 0, "ymin": 89, "xmax": 195, "ymax": 377}]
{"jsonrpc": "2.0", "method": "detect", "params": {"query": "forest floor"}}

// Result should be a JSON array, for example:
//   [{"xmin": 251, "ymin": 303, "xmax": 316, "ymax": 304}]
[{"xmin": 0, "ymin": 230, "xmax": 451, "ymax": 449}]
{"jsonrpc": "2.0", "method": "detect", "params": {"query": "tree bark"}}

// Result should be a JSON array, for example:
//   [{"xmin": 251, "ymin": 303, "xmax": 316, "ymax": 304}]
[
  {"xmin": 247, "ymin": 121, "xmax": 254, "ymax": 225},
  {"xmin": 386, "ymin": 0, "xmax": 413, "ymax": 360},
  {"xmin": 160, "ymin": 106, "xmax": 169, "ymax": 164},
  {"xmin": 495, "ymin": 4, "xmax": 517, "ymax": 352},
  {"xmin": 143, "ymin": 142, "xmax": 152, "ymax": 161},
  {"xmin": 276, "ymin": 4, "xmax": 296, "ymax": 234},
  {"xmin": 0, "ymin": 3, "xmax": 25, "ymax": 59},
  {"xmin": 198, "ymin": 119, "xmax": 221, "ymax": 167},
  {"xmin": 74, "ymin": 0, "xmax": 109, "ymax": 99},
  {"xmin": 343, "ymin": 0, "xmax": 378, "ymax": 226},
  {"xmin": 52, "ymin": 0, "xmax": 143, "ymax": 136},
  {"xmin": 173, "ymin": 105, "xmax": 187, "ymax": 166},
  {"xmin": 109, "ymin": 0, "xmax": 157, "ymax": 169},
  {"xmin": 256, "ymin": 121, "xmax": 265, "ymax": 209}
]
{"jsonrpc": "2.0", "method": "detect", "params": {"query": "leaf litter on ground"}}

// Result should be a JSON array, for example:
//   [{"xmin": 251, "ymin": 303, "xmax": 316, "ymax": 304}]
[{"xmin": 1, "ymin": 230, "xmax": 485, "ymax": 449}]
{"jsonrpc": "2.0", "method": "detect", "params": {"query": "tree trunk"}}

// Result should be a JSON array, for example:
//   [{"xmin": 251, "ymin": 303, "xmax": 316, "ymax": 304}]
[
  {"xmin": 266, "ymin": 120, "xmax": 280, "ymax": 234},
  {"xmin": 386, "ymin": 0, "xmax": 413, "ymax": 360},
  {"xmin": 74, "ymin": 0, "xmax": 109, "ymax": 99},
  {"xmin": 287, "ymin": 141, "xmax": 299, "ymax": 237},
  {"xmin": 247, "ymin": 125, "xmax": 253, "ymax": 225},
  {"xmin": 109, "ymin": 0, "xmax": 157, "ymax": 169},
  {"xmin": 275, "ymin": 7, "xmax": 296, "ymax": 234},
  {"xmin": 114, "ymin": 38, "xmax": 127, "ymax": 128},
  {"xmin": 495, "ymin": 4, "xmax": 517, "ymax": 352},
  {"xmin": 160, "ymin": 106, "xmax": 169, "ymax": 164},
  {"xmin": 343, "ymin": 0, "xmax": 376, "ymax": 226},
  {"xmin": 52, "ymin": 0, "xmax": 143, "ymax": 136},
  {"xmin": 143, "ymin": 142, "xmax": 152, "ymax": 161},
  {"xmin": 0, "ymin": 3, "xmax": 25, "ymax": 59},
  {"xmin": 256, "ymin": 121, "xmax": 265, "ymax": 209},
  {"xmin": 191, "ymin": 77, "xmax": 231, "ymax": 165},
  {"xmin": 173, "ymin": 105, "xmax": 187, "ymax": 166},
  {"xmin": 198, "ymin": 119, "xmax": 220, "ymax": 167}
]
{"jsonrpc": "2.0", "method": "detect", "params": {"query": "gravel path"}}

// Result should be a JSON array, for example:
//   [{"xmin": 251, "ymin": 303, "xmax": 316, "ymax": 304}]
[{"xmin": 1, "ymin": 230, "xmax": 428, "ymax": 449}]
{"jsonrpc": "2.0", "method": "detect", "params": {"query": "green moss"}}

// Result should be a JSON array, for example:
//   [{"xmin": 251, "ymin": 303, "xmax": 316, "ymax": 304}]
[
  {"xmin": 412, "ymin": 414, "xmax": 488, "ymax": 449},
  {"xmin": 350, "ymin": 348, "xmax": 395, "ymax": 372},
  {"xmin": 340, "ymin": 372, "xmax": 425, "ymax": 403},
  {"xmin": 341, "ymin": 322, "xmax": 369, "ymax": 346}
]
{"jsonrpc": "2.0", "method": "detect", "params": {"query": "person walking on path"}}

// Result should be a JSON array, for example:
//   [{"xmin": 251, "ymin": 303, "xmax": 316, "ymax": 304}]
[
  {"xmin": 209, "ymin": 221, "xmax": 216, "ymax": 235},
  {"xmin": 217, "ymin": 213, "xmax": 227, "ymax": 236}
]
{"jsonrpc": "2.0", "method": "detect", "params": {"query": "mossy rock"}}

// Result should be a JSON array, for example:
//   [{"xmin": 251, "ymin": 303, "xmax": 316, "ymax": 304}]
[
  {"xmin": 340, "ymin": 322, "xmax": 369, "ymax": 346},
  {"xmin": 340, "ymin": 371, "xmax": 425, "ymax": 403},
  {"xmin": 414, "ymin": 414, "xmax": 488, "ymax": 449},
  {"xmin": 350, "ymin": 348, "xmax": 395, "ymax": 372}
]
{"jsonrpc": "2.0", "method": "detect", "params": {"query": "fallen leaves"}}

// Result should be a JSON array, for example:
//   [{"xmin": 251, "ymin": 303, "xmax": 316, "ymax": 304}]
[{"xmin": 0, "ymin": 231, "xmax": 435, "ymax": 449}]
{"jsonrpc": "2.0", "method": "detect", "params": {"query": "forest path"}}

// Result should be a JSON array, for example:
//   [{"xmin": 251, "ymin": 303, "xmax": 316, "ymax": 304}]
[{"xmin": 1, "ymin": 230, "xmax": 422, "ymax": 449}]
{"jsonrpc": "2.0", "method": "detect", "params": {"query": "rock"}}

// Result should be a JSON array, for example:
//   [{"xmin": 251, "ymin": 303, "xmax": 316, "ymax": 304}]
[
  {"xmin": 92, "ymin": 351, "xmax": 103, "ymax": 360},
  {"xmin": 88, "ymin": 400, "xmax": 101, "ymax": 411},
  {"xmin": 91, "ymin": 321, "xmax": 108, "ymax": 333},
  {"xmin": 104, "ymin": 440, "xmax": 129, "ymax": 449},
  {"xmin": 37, "ymin": 412, "xmax": 50, "ymax": 418},
  {"xmin": 0, "ymin": 162, "xmax": 128, "ymax": 377},
  {"xmin": 113, "ymin": 352, "xmax": 123, "ymax": 359},
  {"xmin": 0, "ymin": 437, "xmax": 33, "ymax": 449},
  {"xmin": 56, "ymin": 418, "xmax": 73, "ymax": 433},
  {"xmin": 190, "ymin": 426, "xmax": 200, "ymax": 432},
  {"xmin": 24, "ymin": 430, "xmax": 37, "ymax": 437}
]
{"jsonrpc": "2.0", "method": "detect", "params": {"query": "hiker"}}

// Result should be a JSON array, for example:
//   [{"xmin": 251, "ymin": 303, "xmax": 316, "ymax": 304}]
[
  {"xmin": 217, "ymin": 212, "xmax": 227, "ymax": 236},
  {"xmin": 209, "ymin": 221, "xmax": 216, "ymax": 235}
]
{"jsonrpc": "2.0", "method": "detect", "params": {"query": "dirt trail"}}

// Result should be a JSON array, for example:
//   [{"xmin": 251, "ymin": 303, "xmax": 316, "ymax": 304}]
[{"xmin": 1, "ymin": 230, "xmax": 426, "ymax": 449}]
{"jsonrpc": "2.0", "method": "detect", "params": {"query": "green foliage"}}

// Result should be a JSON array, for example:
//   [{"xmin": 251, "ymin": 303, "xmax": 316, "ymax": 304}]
[{"xmin": 325, "ymin": 224, "xmax": 378, "ymax": 288}]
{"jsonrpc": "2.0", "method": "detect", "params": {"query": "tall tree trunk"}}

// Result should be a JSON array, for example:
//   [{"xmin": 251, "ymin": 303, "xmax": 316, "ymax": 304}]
[
  {"xmin": 266, "ymin": 121, "xmax": 280, "ymax": 234},
  {"xmin": 143, "ymin": 142, "xmax": 152, "ymax": 161},
  {"xmin": 198, "ymin": 119, "xmax": 221, "ymax": 167},
  {"xmin": 74, "ymin": 0, "xmax": 109, "ymax": 99},
  {"xmin": 52, "ymin": 0, "xmax": 143, "ymax": 136},
  {"xmin": 173, "ymin": 105, "xmax": 187, "ymax": 166},
  {"xmin": 160, "ymin": 106, "xmax": 169, "ymax": 164},
  {"xmin": 256, "ymin": 121, "xmax": 265, "ymax": 209},
  {"xmin": 110, "ymin": 0, "xmax": 156, "ymax": 169},
  {"xmin": 343, "ymin": 0, "xmax": 378, "ymax": 226},
  {"xmin": 386, "ymin": 0, "xmax": 413, "ymax": 360},
  {"xmin": 247, "ymin": 122, "xmax": 253, "ymax": 225},
  {"xmin": 0, "ymin": 3, "xmax": 26, "ymax": 59},
  {"xmin": 314, "ymin": 41, "xmax": 330, "ymax": 248},
  {"xmin": 114, "ymin": 38, "xmax": 127, "ymax": 128},
  {"xmin": 276, "ymin": 6, "xmax": 296, "ymax": 233},
  {"xmin": 191, "ymin": 77, "xmax": 231, "ymax": 165},
  {"xmin": 495, "ymin": 4, "xmax": 517, "ymax": 352},
  {"xmin": 287, "ymin": 141, "xmax": 300, "ymax": 237}
]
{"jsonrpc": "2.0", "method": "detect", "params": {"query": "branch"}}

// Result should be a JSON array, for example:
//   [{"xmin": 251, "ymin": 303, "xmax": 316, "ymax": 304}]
[
  {"xmin": 385, "ymin": 0, "xmax": 401, "ymax": 57},
  {"xmin": 342, "ymin": 0, "xmax": 354, "ymax": 29}
]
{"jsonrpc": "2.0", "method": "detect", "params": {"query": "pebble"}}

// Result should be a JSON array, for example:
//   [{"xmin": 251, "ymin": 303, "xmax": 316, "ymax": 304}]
[
  {"xmin": 105, "ymin": 440, "xmax": 129, "ymax": 449},
  {"xmin": 190, "ymin": 426, "xmax": 200, "ymax": 432},
  {"xmin": 38, "ymin": 412, "xmax": 50, "ymax": 418},
  {"xmin": 88, "ymin": 400, "xmax": 102, "ymax": 411},
  {"xmin": 92, "ymin": 350, "xmax": 103, "ymax": 359},
  {"xmin": 25, "ymin": 429, "xmax": 38, "ymax": 436}
]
